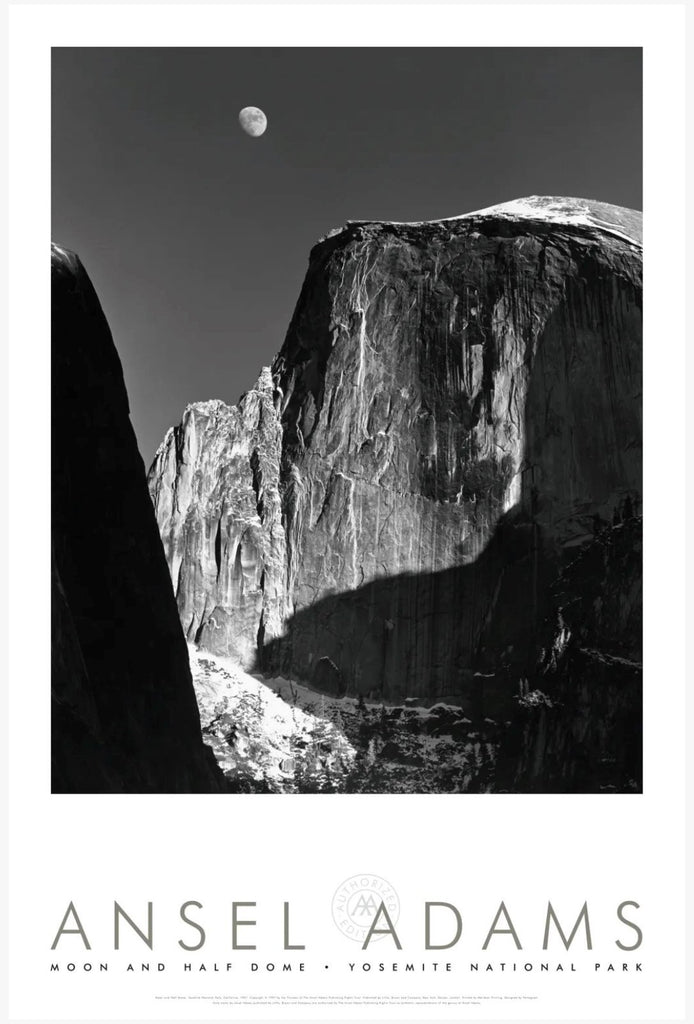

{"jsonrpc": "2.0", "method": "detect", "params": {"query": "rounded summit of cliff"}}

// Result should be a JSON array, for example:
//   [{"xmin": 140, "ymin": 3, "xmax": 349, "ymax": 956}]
[
  {"xmin": 461, "ymin": 196, "xmax": 642, "ymax": 246},
  {"xmin": 324, "ymin": 196, "xmax": 642, "ymax": 249}
]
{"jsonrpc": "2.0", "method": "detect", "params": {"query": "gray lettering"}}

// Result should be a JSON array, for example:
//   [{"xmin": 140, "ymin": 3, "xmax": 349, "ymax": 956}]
[
  {"xmin": 178, "ymin": 901, "xmax": 205, "ymax": 952},
  {"xmin": 543, "ymin": 901, "xmax": 592, "ymax": 950},
  {"xmin": 482, "ymin": 902, "xmax": 522, "ymax": 950}
]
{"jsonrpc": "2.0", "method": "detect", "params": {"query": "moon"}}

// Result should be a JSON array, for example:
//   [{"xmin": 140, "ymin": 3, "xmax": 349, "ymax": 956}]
[{"xmin": 239, "ymin": 106, "xmax": 267, "ymax": 138}]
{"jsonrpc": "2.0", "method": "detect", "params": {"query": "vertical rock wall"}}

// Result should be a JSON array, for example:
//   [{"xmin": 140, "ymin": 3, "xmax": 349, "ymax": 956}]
[
  {"xmin": 149, "ymin": 369, "xmax": 288, "ymax": 666},
  {"xmin": 148, "ymin": 199, "xmax": 642, "ymax": 713},
  {"xmin": 52, "ymin": 244, "xmax": 226, "ymax": 792}
]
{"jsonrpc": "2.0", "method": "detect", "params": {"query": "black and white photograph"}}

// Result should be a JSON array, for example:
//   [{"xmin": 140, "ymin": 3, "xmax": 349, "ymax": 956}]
[{"xmin": 51, "ymin": 45, "xmax": 643, "ymax": 795}]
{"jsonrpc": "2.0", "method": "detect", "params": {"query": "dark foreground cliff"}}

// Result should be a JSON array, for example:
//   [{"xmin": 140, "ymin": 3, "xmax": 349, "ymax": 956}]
[
  {"xmin": 52, "ymin": 244, "xmax": 226, "ymax": 792},
  {"xmin": 149, "ymin": 197, "xmax": 643, "ymax": 792}
]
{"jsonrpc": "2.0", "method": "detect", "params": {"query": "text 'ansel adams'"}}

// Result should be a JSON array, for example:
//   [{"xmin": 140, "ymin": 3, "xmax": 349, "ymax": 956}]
[{"xmin": 50, "ymin": 899, "xmax": 643, "ymax": 952}]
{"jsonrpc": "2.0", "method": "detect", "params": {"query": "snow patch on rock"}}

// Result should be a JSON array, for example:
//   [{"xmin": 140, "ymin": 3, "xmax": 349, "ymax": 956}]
[
  {"xmin": 188, "ymin": 643, "xmax": 356, "ymax": 791},
  {"xmin": 333, "ymin": 195, "xmax": 642, "ymax": 248}
]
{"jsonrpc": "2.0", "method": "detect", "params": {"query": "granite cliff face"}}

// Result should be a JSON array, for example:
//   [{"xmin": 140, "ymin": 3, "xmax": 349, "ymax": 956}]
[
  {"xmin": 149, "ymin": 197, "xmax": 642, "ymax": 765},
  {"xmin": 149, "ymin": 369, "xmax": 288, "ymax": 668},
  {"xmin": 52, "ymin": 244, "xmax": 226, "ymax": 793}
]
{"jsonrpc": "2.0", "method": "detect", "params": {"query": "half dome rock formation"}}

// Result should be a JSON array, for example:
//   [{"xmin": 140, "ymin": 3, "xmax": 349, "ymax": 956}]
[
  {"xmin": 148, "ymin": 196, "xmax": 642, "ymax": 787},
  {"xmin": 52, "ymin": 244, "xmax": 226, "ymax": 793}
]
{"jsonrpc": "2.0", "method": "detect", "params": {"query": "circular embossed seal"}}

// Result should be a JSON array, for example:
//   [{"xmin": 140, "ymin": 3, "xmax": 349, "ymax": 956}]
[{"xmin": 331, "ymin": 873, "xmax": 400, "ymax": 944}]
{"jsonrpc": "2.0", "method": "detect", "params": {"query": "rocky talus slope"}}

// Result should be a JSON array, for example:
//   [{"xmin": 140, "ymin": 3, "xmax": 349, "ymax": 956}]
[
  {"xmin": 52, "ymin": 244, "xmax": 226, "ymax": 792},
  {"xmin": 149, "ymin": 197, "xmax": 642, "ymax": 791}
]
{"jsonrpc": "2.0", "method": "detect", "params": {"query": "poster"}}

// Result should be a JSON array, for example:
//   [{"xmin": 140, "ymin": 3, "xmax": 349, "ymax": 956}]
[{"xmin": 6, "ymin": 3, "xmax": 687, "ymax": 1022}]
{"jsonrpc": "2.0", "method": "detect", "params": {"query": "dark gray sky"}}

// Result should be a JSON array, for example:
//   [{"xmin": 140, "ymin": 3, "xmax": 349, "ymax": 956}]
[{"xmin": 52, "ymin": 47, "xmax": 642, "ymax": 465}]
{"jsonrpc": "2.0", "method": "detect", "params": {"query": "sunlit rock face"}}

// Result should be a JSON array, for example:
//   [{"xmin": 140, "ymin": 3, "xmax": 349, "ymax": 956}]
[
  {"xmin": 149, "ymin": 370, "xmax": 288, "ymax": 665},
  {"xmin": 52, "ymin": 244, "xmax": 226, "ymax": 793},
  {"xmin": 149, "ymin": 197, "xmax": 642, "ymax": 711}
]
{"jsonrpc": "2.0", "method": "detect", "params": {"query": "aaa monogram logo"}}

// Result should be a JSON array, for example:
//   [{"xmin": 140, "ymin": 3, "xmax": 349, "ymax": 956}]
[
  {"xmin": 352, "ymin": 893, "xmax": 380, "ymax": 917},
  {"xmin": 331, "ymin": 874, "xmax": 401, "ymax": 944}
]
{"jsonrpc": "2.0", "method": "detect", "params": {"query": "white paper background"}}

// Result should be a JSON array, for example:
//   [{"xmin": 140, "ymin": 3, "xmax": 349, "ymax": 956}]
[{"xmin": 6, "ymin": 4, "xmax": 687, "ymax": 1022}]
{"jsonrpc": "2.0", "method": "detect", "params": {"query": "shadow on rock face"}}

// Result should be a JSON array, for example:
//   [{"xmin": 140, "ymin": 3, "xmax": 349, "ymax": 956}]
[
  {"xmin": 256, "ymin": 263, "xmax": 643, "ymax": 793},
  {"xmin": 256, "ymin": 506, "xmax": 642, "ymax": 793},
  {"xmin": 258, "ymin": 506, "xmax": 550, "ymax": 709}
]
